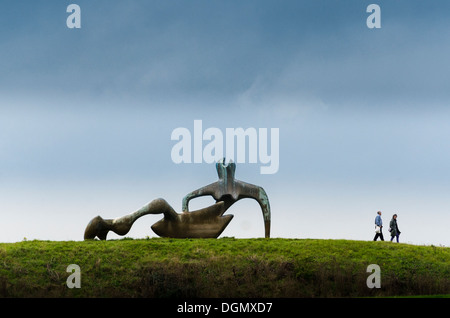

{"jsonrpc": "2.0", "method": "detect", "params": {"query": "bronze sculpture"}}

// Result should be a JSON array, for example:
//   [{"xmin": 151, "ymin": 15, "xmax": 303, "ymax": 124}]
[
  {"xmin": 182, "ymin": 158, "xmax": 271, "ymax": 238},
  {"xmin": 83, "ymin": 158, "xmax": 271, "ymax": 240}
]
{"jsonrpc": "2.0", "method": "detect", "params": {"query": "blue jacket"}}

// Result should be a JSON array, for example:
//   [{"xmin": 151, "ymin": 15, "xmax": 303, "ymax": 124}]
[{"xmin": 375, "ymin": 215, "xmax": 382, "ymax": 227}]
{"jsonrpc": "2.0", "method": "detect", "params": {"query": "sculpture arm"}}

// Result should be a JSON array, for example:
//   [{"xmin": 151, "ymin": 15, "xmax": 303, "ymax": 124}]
[
  {"xmin": 236, "ymin": 181, "xmax": 271, "ymax": 238},
  {"xmin": 182, "ymin": 182, "xmax": 219, "ymax": 212}
]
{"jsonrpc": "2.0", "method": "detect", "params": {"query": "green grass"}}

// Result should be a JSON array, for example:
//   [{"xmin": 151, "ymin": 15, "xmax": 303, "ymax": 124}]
[{"xmin": 0, "ymin": 238, "xmax": 449, "ymax": 297}]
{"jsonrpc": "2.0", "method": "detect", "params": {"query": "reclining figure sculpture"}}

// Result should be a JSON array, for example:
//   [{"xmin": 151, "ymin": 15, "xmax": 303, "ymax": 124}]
[{"xmin": 83, "ymin": 158, "xmax": 271, "ymax": 240}]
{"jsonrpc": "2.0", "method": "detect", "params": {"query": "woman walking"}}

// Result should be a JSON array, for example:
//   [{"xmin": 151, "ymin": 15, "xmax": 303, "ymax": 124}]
[{"xmin": 389, "ymin": 214, "xmax": 401, "ymax": 243}]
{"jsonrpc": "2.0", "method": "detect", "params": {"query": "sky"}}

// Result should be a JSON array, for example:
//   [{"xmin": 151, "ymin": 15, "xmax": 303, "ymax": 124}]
[{"xmin": 1, "ymin": 1, "xmax": 450, "ymax": 246}]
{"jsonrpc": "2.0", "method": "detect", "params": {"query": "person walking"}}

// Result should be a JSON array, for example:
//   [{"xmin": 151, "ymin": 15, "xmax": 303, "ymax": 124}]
[
  {"xmin": 373, "ymin": 211, "xmax": 384, "ymax": 241},
  {"xmin": 389, "ymin": 214, "xmax": 401, "ymax": 243}
]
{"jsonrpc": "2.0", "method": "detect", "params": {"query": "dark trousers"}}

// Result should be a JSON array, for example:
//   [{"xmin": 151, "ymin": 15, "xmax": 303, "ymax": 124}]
[
  {"xmin": 373, "ymin": 230, "xmax": 384, "ymax": 241},
  {"xmin": 390, "ymin": 234, "xmax": 400, "ymax": 242}
]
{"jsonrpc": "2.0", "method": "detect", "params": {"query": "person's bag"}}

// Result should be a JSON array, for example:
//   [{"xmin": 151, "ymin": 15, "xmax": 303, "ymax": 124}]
[{"xmin": 375, "ymin": 226, "xmax": 381, "ymax": 233}]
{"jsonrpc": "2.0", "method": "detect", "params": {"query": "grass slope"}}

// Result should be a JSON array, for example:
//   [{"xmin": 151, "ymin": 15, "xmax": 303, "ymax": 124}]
[{"xmin": 0, "ymin": 238, "xmax": 449, "ymax": 297}]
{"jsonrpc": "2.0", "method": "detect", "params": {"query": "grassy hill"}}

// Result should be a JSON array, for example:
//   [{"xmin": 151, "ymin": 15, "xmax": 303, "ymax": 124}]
[{"xmin": 0, "ymin": 238, "xmax": 448, "ymax": 297}]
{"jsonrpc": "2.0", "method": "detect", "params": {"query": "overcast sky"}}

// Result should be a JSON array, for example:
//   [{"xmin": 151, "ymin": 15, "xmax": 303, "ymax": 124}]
[{"xmin": 1, "ymin": 1, "xmax": 450, "ymax": 245}]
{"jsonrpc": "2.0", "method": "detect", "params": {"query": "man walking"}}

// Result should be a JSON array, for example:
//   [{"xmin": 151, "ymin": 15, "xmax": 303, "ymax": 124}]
[{"xmin": 373, "ymin": 211, "xmax": 384, "ymax": 241}]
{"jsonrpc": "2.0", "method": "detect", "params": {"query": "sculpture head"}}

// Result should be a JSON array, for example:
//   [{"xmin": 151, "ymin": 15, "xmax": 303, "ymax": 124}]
[{"xmin": 216, "ymin": 158, "xmax": 236, "ymax": 181}]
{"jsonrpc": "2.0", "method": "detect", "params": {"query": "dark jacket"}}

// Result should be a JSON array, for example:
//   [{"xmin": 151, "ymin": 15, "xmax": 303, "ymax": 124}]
[{"xmin": 389, "ymin": 218, "xmax": 400, "ymax": 236}]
